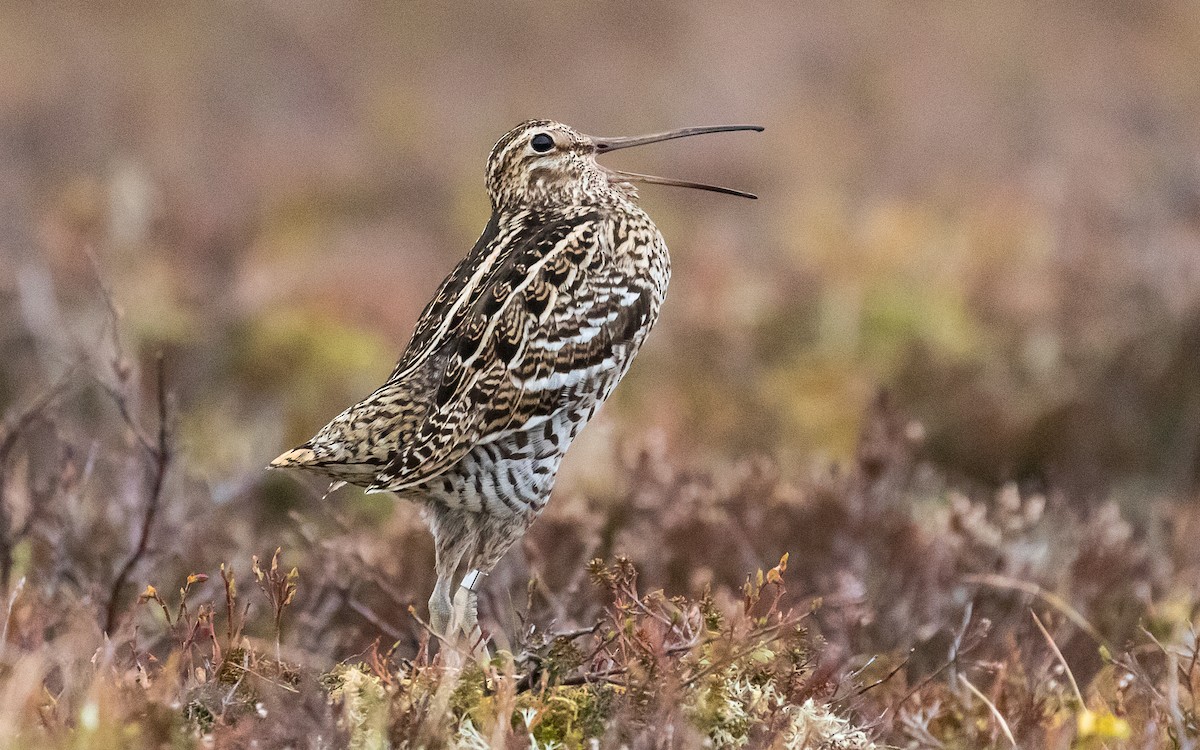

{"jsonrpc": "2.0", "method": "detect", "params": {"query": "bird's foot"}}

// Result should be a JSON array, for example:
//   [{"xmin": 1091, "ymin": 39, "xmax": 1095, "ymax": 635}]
[
  {"xmin": 428, "ymin": 587, "xmax": 453, "ymax": 638},
  {"xmin": 450, "ymin": 570, "xmax": 489, "ymax": 656}
]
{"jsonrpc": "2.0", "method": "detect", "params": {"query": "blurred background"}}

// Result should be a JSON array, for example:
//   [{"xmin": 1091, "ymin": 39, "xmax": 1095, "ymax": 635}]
[
  {"xmin": 7, "ymin": 1, "xmax": 1200, "ymax": 493},
  {"xmin": 2, "ymin": 0, "xmax": 1200, "ymax": 697}
]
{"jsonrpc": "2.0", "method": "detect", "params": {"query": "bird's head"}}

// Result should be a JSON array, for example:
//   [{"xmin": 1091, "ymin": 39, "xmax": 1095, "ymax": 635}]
[{"xmin": 484, "ymin": 119, "xmax": 762, "ymax": 210}]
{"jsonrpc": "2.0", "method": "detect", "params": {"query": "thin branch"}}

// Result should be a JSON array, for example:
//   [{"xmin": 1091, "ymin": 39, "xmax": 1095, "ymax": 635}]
[
  {"xmin": 0, "ymin": 372, "xmax": 76, "ymax": 467},
  {"xmin": 554, "ymin": 668, "xmax": 627, "ymax": 689},
  {"xmin": 958, "ymin": 673, "xmax": 1016, "ymax": 748},
  {"xmin": 0, "ymin": 371, "xmax": 77, "ymax": 591},
  {"xmin": 104, "ymin": 353, "xmax": 170, "ymax": 634},
  {"xmin": 516, "ymin": 664, "xmax": 628, "ymax": 693},
  {"xmin": 682, "ymin": 617, "xmax": 798, "ymax": 689},
  {"xmin": 891, "ymin": 605, "xmax": 988, "ymax": 715},
  {"xmin": 348, "ymin": 596, "xmax": 409, "ymax": 644},
  {"xmin": 550, "ymin": 623, "xmax": 600, "ymax": 641},
  {"xmin": 1140, "ymin": 625, "xmax": 1197, "ymax": 750},
  {"xmin": 964, "ymin": 573, "xmax": 1103, "ymax": 644},
  {"xmin": 1, "ymin": 577, "xmax": 25, "ymax": 652},
  {"xmin": 1030, "ymin": 610, "xmax": 1084, "ymax": 707},
  {"xmin": 97, "ymin": 380, "xmax": 157, "ymax": 457},
  {"xmin": 853, "ymin": 648, "xmax": 914, "ymax": 698},
  {"xmin": 221, "ymin": 661, "xmax": 300, "ymax": 694}
]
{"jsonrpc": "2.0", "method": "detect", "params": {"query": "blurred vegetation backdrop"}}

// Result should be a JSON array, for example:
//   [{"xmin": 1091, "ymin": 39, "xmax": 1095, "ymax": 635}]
[
  {"xmin": 3, "ymin": 1, "xmax": 1200, "ymax": 747},
  {"xmin": 6, "ymin": 1, "xmax": 1200, "ymax": 489}
]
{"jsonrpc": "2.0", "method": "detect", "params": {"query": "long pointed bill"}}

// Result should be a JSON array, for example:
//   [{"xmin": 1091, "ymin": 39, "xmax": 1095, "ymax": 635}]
[
  {"xmin": 591, "ymin": 124, "xmax": 763, "ymax": 200},
  {"xmin": 592, "ymin": 125, "xmax": 764, "ymax": 153},
  {"xmin": 605, "ymin": 168, "xmax": 758, "ymax": 199}
]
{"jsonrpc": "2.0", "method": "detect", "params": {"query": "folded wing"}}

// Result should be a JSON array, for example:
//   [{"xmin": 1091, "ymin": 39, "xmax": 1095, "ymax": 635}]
[{"xmin": 368, "ymin": 209, "xmax": 654, "ymax": 492}]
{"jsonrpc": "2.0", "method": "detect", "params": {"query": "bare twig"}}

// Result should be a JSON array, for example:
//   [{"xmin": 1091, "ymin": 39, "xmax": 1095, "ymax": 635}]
[
  {"xmin": 1168, "ymin": 646, "xmax": 1190, "ymax": 750},
  {"xmin": 554, "ymin": 668, "xmax": 628, "ymax": 689},
  {"xmin": 104, "ymin": 353, "xmax": 170, "ymax": 634},
  {"xmin": 891, "ymin": 604, "xmax": 988, "ymax": 715},
  {"xmin": 516, "ymin": 664, "xmax": 628, "ymax": 693},
  {"xmin": 948, "ymin": 601, "xmax": 974, "ymax": 685},
  {"xmin": 1, "ymin": 577, "xmax": 25, "ymax": 652},
  {"xmin": 0, "ymin": 373, "xmax": 75, "ymax": 468},
  {"xmin": 550, "ymin": 623, "xmax": 600, "ymax": 641},
  {"xmin": 958, "ymin": 673, "xmax": 1016, "ymax": 748},
  {"xmin": 964, "ymin": 573, "xmax": 1103, "ymax": 644},
  {"xmin": 0, "ymin": 372, "xmax": 76, "ymax": 590},
  {"xmin": 682, "ymin": 617, "xmax": 798, "ymax": 689},
  {"xmin": 853, "ymin": 648, "xmax": 914, "ymax": 698},
  {"xmin": 1030, "ymin": 610, "xmax": 1084, "ymax": 707},
  {"xmin": 348, "ymin": 596, "xmax": 408, "ymax": 644},
  {"xmin": 221, "ymin": 660, "xmax": 300, "ymax": 694},
  {"xmin": 1140, "ymin": 626, "xmax": 1197, "ymax": 750}
]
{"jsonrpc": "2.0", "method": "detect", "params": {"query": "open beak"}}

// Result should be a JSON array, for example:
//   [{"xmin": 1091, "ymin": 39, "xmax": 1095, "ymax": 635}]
[{"xmin": 590, "ymin": 125, "xmax": 764, "ymax": 199}]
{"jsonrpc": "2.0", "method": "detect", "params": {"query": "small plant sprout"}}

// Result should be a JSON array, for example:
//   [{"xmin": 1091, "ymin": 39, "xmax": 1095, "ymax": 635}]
[{"xmin": 252, "ymin": 548, "xmax": 298, "ymax": 662}]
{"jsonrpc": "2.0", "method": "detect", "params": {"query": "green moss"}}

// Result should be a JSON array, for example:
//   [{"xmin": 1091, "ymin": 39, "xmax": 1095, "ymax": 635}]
[
  {"xmin": 514, "ymin": 684, "xmax": 615, "ymax": 748},
  {"xmin": 216, "ymin": 647, "xmax": 250, "ymax": 684},
  {"xmin": 326, "ymin": 664, "xmax": 389, "ymax": 750},
  {"xmin": 544, "ymin": 639, "xmax": 585, "ymax": 680},
  {"xmin": 447, "ymin": 662, "xmax": 489, "ymax": 723},
  {"xmin": 182, "ymin": 700, "xmax": 214, "ymax": 736}
]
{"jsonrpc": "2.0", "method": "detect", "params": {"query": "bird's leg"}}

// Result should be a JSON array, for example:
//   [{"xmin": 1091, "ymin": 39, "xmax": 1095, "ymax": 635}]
[
  {"xmin": 429, "ymin": 542, "xmax": 464, "ymax": 638},
  {"xmin": 451, "ymin": 568, "xmax": 486, "ymax": 646},
  {"xmin": 428, "ymin": 581, "xmax": 452, "ymax": 637}
]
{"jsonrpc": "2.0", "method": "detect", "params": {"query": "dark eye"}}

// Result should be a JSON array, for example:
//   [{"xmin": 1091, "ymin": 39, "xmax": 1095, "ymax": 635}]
[{"xmin": 530, "ymin": 133, "xmax": 554, "ymax": 153}]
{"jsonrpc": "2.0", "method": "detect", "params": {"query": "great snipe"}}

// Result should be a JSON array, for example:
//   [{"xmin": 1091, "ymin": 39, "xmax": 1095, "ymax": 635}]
[{"xmin": 271, "ymin": 120, "xmax": 761, "ymax": 641}]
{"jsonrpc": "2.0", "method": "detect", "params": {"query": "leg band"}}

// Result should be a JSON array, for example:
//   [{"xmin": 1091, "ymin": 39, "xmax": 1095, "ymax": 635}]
[{"xmin": 460, "ymin": 569, "xmax": 487, "ymax": 593}]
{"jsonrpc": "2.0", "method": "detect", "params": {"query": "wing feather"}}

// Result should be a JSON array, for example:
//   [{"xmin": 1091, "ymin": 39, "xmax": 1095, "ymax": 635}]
[{"xmin": 368, "ymin": 209, "xmax": 656, "ymax": 491}]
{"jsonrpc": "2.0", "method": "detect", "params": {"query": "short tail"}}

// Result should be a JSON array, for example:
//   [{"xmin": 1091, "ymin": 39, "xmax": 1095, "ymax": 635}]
[{"xmin": 268, "ymin": 446, "xmax": 318, "ymax": 469}]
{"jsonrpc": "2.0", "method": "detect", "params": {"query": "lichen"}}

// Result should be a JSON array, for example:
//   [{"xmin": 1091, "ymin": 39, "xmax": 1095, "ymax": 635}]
[
  {"xmin": 688, "ymin": 648, "xmax": 876, "ymax": 750},
  {"xmin": 511, "ymin": 683, "xmax": 615, "ymax": 747},
  {"xmin": 326, "ymin": 664, "xmax": 389, "ymax": 750}
]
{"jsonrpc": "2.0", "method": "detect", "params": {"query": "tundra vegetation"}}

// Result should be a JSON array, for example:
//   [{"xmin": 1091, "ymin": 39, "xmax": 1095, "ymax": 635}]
[
  {"xmin": 3, "ymin": 1, "xmax": 1200, "ymax": 747},
  {"xmin": 0, "ymin": 335, "xmax": 1194, "ymax": 747}
]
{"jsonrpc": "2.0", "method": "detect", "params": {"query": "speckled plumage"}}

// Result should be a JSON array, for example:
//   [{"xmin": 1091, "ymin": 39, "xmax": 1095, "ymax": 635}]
[{"xmin": 271, "ymin": 119, "xmax": 758, "ymax": 638}]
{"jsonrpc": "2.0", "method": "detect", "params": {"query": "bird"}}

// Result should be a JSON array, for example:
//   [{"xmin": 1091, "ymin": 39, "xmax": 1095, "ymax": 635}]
[{"xmin": 270, "ymin": 119, "xmax": 761, "ymax": 642}]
